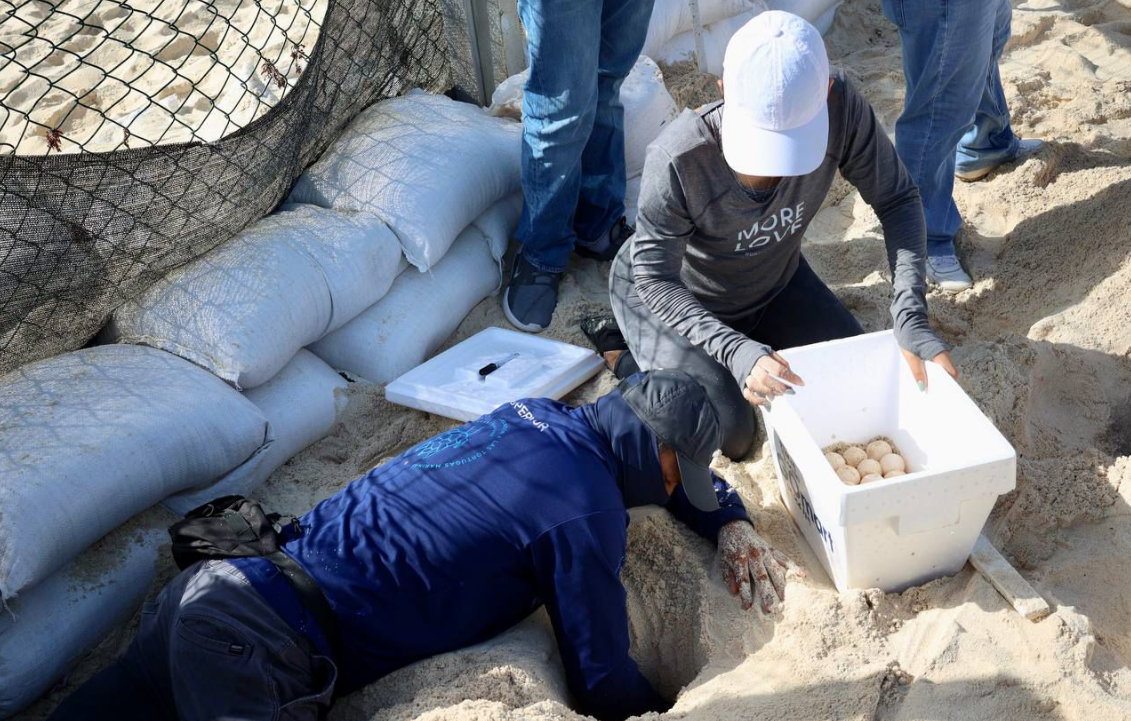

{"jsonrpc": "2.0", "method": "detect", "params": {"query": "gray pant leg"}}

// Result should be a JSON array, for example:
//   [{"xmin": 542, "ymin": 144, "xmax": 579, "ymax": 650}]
[
  {"xmin": 609, "ymin": 247, "xmax": 755, "ymax": 459},
  {"xmin": 134, "ymin": 560, "xmax": 336, "ymax": 721}
]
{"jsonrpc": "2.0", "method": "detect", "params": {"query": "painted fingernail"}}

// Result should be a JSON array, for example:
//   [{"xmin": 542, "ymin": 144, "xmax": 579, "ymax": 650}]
[
  {"xmin": 917, "ymin": 380, "xmax": 926, "ymax": 392},
  {"xmin": 785, "ymin": 388, "xmax": 796, "ymax": 395}
]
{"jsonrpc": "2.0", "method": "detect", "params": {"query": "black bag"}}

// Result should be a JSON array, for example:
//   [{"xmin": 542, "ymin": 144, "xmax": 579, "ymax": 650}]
[{"xmin": 168, "ymin": 495, "xmax": 339, "ymax": 657}]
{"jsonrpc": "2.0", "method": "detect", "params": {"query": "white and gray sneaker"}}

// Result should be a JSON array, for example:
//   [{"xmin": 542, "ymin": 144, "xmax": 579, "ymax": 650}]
[
  {"xmin": 955, "ymin": 138, "xmax": 1045, "ymax": 182},
  {"xmin": 926, "ymin": 255, "xmax": 974, "ymax": 293}
]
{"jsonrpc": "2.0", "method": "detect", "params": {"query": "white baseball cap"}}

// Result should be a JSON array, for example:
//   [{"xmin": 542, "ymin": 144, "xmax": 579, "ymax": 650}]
[{"xmin": 721, "ymin": 11, "xmax": 830, "ymax": 177}]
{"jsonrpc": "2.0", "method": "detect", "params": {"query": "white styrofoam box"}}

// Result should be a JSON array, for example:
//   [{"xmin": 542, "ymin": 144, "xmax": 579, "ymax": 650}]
[
  {"xmin": 0, "ymin": 508, "xmax": 171, "ymax": 719},
  {"xmin": 289, "ymin": 93, "xmax": 523, "ymax": 272},
  {"xmin": 0, "ymin": 345, "xmax": 272, "ymax": 600},
  {"xmin": 309, "ymin": 224, "xmax": 501, "ymax": 385},
  {"xmin": 104, "ymin": 204, "xmax": 406, "ymax": 390},
  {"xmin": 164, "ymin": 350, "xmax": 348, "ymax": 515},
  {"xmin": 487, "ymin": 57, "xmax": 678, "ymax": 178},
  {"xmin": 386, "ymin": 327, "xmax": 605, "ymax": 422},
  {"xmin": 761, "ymin": 331, "xmax": 1015, "ymax": 592}
]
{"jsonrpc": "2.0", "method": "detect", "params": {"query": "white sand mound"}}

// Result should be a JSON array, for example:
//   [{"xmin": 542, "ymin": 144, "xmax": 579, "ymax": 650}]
[{"xmin": 13, "ymin": 1, "xmax": 1131, "ymax": 719}]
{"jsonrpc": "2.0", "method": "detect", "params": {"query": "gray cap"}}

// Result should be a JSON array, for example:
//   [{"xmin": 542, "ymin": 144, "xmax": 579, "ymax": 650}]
[{"xmin": 619, "ymin": 370, "xmax": 723, "ymax": 512}]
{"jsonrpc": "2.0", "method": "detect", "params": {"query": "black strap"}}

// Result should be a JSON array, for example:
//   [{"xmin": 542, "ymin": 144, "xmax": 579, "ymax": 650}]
[{"xmin": 267, "ymin": 550, "xmax": 340, "ymax": 660}]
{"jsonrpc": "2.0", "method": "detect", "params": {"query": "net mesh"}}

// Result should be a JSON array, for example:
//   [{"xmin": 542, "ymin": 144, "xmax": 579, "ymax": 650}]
[{"xmin": 0, "ymin": 0, "xmax": 473, "ymax": 374}]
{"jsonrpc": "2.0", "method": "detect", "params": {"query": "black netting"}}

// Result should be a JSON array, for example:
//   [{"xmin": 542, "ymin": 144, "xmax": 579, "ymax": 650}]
[{"xmin": 0, "ymin": 0, "xmax": 473, "ymax": 374}]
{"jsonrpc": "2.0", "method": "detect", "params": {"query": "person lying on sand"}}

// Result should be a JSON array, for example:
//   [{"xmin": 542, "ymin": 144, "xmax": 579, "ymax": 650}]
[
  {"xmin": 49, "ymin": 371, "xmax": 798, "ymax": 721},
  {"xmin": 585, "ymin": 11, "xmax": 957, "ymax": 460}
]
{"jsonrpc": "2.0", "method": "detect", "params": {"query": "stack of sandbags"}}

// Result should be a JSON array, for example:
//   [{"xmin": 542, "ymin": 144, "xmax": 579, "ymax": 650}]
[
  {"xmin": 165, "ymin": 349, "xmax": 348, "ymax": 514},
  {"xmin": 0, "ymin": 508, "xmax": 173, "ymax": 718},
  {"xmin": 653, "ymin": 0, "xmax": 842, "ymax": 76},
  {"xmin": 488, "ymin": 57, "xmax": 677, "ymax": 225},
  {"xmin": 0, "ymin": 345, "xmax": 276, "ymax": 715},
  {"xmin": 767, "ymin": 0, "xmax": 842, "ymax": 33},
  {"xmin": 289, "ymin": 91, "xmax": 525, "ymax": 383},
  {"xmin": 640, "ymin": 0, "xmax": 762, "ymax": 60},
  {"xmin": 102, "ymin": 203, "xmax": 397, "ymax": 504},
  {"xmin": 0, "ymin": 344, "xmax": 272, "ymax": 602},
  {"xmin": 290, "ymin": 91, "xmax": 524, "ymax": 272},
  {"xmin": 103, "ymin": 204, "xmax": 405, "ymax": 392},
  {"xmin": 309, "ymin": 195, "xmax": 522, "ymax": 384}
]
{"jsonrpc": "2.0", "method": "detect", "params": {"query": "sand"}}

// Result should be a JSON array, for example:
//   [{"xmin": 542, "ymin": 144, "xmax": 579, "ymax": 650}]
[
  {"xmin": 0, "ymin": 0, "xmax": 325, "ymax": 154},
  {"xmin": 13, "ymin": 0, "xmax": 1131, "ymax": 719}
]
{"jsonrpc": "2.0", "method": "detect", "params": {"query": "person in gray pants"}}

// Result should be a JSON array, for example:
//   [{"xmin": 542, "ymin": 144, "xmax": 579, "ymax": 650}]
[{"xmin": 588, "ymin": 12, "xmax": 956, "ymax": 460}]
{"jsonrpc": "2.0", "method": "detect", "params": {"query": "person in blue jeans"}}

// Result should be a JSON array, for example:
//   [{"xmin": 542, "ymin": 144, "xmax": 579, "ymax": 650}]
[
  {"xmin": 583, "ymin": 12, "xmax": 957, "ymax": 460},
  {"xmin": 883, "ymin": 0, "xmax": 1044, "ymax": 292},
  {"xmin": 504, "ymin": 0, "xmax": 655, "ymax": 333}
]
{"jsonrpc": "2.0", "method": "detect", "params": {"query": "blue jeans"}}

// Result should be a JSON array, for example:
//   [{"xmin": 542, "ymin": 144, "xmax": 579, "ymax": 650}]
[
  {"xmin": 516, "ymin": 0, "xmax": 655, "ymax": 272},
  {"xmin": 883, "ymin": 0, "xmax": 1020, "ymax": 257},
  {"xmin": 48, "ymin": 561, "xmax": 337, "ymax": 721}
]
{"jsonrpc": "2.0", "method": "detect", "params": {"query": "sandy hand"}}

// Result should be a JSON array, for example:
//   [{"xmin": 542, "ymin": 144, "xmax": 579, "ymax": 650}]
[
  {"xmin": 901, "ymin": 349, "xmax": 959, "ymax": 391},
  {"xmin": 743, "ymin": 352, "xmax": 805, "ymax": 407},
  {"xmin": 717, "ymin": 520, "xmax": 802, "ymax": 614}
]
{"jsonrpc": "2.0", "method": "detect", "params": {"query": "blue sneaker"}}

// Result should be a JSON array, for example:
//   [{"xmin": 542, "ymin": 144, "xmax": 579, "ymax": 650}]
[
  {"xmin": 503, "ymin": 254, "xmax": 561, "ymax": 333},
  {"xmin": 956, "ymin": 138, "xmax": 1045, "ymax": 182},
  {"xmin": 575, "ymin": 217, "xmax": 635, "ymax": 261}
]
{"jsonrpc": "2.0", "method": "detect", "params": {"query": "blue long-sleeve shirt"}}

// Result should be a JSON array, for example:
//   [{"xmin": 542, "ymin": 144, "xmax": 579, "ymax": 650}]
[{"xmin": 234, "ymin": 397, "xmax": 748, "ymax": 720}]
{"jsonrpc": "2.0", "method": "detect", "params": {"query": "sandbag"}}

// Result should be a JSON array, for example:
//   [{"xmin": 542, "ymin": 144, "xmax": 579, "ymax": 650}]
[
  {"xmin": 0, "ymin": 345, "xmax": 271, "ymax": 599},
  {"xmin": 621, "ymin": 57, "xmax": 680, "ymax": 177},
  {"xmin": 0, "ymin": 508, "xmax": 173, "ymax": 719},
  {"xmin": 656, "ymin": 1, "xmax": 841, "ymax": 74},
  {"xmin": 656, "ymin": 12, "xmax": 757, "ymax": 76},
  {"xmin": 309, "ymin": 227, "xmax": 500, "ymax": 384},
  {"xmin": 289, "ymin": 93, "xmax": 523, "ymax": 272},
  {"xmin": 640, "ymin": 0, "xmax": 762, "ymax": 59},
  {"xmin": 471, "ymin": 193, "xmax": 523, "ymax": 266},
  {"xmin": 165, "ymin": 350, "xmax": 349, "ymax": 515},
  {"xmin": 488, "ymin": 57, "xmax": 677, "ymax": 180},
  {"xmin": 103, "ymin": 204, "xmax": 405, "ymax": 391},
  {"xmin": 765, "ymin": 0, "xmax": 842, "ymax": 34},
  {"xmin": 625, "ymin": 173, "xmax": 644, "ymax": 226}
]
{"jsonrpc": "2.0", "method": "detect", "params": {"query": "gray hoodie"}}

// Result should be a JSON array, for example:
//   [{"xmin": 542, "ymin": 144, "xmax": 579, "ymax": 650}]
[{"xmin": 629, "ymin": 68, "xmax": 949, "ymax": 385}]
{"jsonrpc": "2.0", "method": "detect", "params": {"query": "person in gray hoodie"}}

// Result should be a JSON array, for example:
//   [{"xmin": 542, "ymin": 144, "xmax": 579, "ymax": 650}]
[{"xmin": 586, "ymin": 11, "xmax": 957, "ymax": 460}]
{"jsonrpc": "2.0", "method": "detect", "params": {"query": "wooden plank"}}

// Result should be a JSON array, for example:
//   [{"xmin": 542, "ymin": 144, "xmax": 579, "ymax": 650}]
[
  {"xmin": 688, "ymin": 0, "xmax": 709, "ymax": 74},
  {"xmin": 970, "ymin": 535, "xmax": 1051, "ymax": 622},
  {"xmin": 464, "ymin": 0, "xmax": 496, "ymax": 105},
  {"xmin": 497, "ymin": 0, "xmax": 526, "ymax": 77}
]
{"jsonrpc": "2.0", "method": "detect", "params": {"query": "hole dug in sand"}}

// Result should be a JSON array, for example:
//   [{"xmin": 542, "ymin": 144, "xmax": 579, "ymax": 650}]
[
  {"xmin": 622, "ymin": 507, "xmax": 715, "ymax": 704},
  {"xmin": 1101, "ymin": 401, "xmax": 1131, "ymax": 458}
]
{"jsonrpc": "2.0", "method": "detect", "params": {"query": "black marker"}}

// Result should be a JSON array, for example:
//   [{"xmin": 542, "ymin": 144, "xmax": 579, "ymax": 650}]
[{"xmin": 478, "ymin": 353, "xmax": 519, "ymax": 381}]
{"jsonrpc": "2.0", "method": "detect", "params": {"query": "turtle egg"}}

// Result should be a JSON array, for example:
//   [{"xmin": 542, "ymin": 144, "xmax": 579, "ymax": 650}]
[
  {"xmin": 857, "ymin": 458, "xmax": 882, "ymax": 477},
  {"xmin": 880, "ymin": 453, "xmax": 906, "ymax": 474},
  {"xmin": 837, "ymin": 466, "xmax": 862, "ymax": 486},
  {"xmin": 884, "ymin": 470, "xmax": 906, "ymax": 479},
  {"xmin": 842, "ymin": 446, "xmax": 867, "ymax": 468},
  {"xmin": 866, "ymin": 440, "xmax": 893, "ymax": 460},
  {"xmin": 861, "ymin": 473, "xmax": 883, "ymax": 483},
  {"xmin": 825, "ymin": 452, "xmax": 846, "ymax": 470}
]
